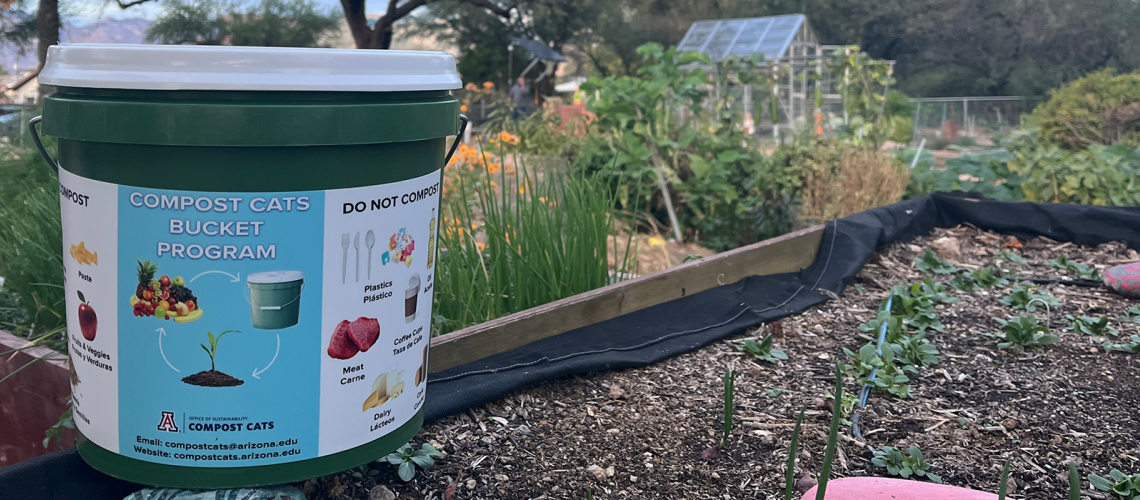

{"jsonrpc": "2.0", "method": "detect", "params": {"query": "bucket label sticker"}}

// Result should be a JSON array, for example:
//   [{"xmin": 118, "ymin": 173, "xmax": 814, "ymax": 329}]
[{"xmin": 59, "ymin": 168, "xmax": 439, "ymax": 468}]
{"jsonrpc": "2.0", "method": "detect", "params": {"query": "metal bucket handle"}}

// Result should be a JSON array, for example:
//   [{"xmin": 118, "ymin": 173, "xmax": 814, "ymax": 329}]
[
  {"xmin": 246, "ymin": 283, "xmax": 306, "ymax": 311},
  {"xmin": 30, "ymin": 114, "xmax": 468, "ymax": 173},
  {"xmin": 28, "ymin": 116, "xmax": 59, "ymax": 173}
]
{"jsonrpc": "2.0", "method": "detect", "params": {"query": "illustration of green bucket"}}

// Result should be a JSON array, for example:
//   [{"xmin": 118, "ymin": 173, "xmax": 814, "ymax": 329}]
[{"xmin": 247, "ymin": 271, "xmax": 304, "ymax": 330}]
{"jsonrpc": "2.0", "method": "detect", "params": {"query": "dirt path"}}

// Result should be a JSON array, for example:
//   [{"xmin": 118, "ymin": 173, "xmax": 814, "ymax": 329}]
[{"xmin": 308, "ymin": 226, "xmax": 1140, "ymax": 500}]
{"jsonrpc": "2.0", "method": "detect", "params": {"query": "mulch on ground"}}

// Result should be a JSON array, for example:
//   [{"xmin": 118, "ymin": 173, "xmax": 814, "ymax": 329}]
[{"xmin": 306, "ymin": 226, "xmax": 1140, "ymax": 500}]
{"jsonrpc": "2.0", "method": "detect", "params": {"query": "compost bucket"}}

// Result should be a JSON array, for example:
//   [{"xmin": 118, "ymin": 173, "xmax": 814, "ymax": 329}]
[
  {"xmin": 247, "ymin": 271, "xmax": 304, "ymax": 330},
  {"xmin": 32, "ymin": 44, "xmax": 465, "ymax": 489}
]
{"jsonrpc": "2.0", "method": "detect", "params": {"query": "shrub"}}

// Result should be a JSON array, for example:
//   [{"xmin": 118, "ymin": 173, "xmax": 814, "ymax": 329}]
[
  {"xmin": 1027, "ymin": 69, "xmax": 1140, "ymax": 150},
  {"xmin": 1007, "ymin": 132, "xmax": 1140, "ymax": 205},
  {"xmin": 906, "ymin": 147, "xmax": 1022, "ymax": 201},
  {"xmin": 796, "ymin": 144, "xmax": 909, "ymax": 223}
]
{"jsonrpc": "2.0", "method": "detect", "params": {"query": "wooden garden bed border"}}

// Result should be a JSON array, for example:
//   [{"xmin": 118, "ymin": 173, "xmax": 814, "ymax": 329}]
[{"xmin": 428, "ymin": 224, "xmax": 827, "ymax": 372}]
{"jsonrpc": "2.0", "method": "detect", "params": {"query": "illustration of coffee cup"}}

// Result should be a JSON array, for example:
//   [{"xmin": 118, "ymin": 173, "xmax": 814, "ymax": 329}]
[{"xmin": 405, "ymin": 273, "xmax": 420, "ymax": 323}]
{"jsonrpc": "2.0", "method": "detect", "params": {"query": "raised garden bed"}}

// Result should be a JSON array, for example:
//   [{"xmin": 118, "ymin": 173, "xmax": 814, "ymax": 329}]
[{"xmin": 308, "ymin": 225, "xmax": 1140, "ymax": 499}]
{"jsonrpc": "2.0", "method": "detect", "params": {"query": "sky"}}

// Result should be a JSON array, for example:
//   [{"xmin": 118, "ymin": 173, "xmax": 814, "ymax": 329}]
[{"xmin": 65, "ymin": 0, "xmax": 364, "ymax": 25}]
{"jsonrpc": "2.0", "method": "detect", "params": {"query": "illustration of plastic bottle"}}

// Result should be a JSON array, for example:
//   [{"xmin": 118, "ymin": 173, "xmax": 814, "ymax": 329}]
[{"xmin": 427, "ymin": 208, "xmax": 436, "ymax": 269}]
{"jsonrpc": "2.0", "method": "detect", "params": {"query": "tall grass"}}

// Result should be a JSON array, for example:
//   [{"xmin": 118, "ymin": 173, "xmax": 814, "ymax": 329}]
[
  {"xmin": 0, "ymin": 140, "xmax": 66, "ymax": 347},
  {"xmin": 799, "ymin": 147, "xmax": 909, "ymax": 223},
  {"xmin": 432, "ymin": 155, "xmax": 636, "ymax": 336}
]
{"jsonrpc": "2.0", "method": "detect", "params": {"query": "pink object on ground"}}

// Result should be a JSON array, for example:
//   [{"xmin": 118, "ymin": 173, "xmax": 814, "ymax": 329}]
[
  {"xmin": 1105, "ymin": 261, "xmax": 1140, "ymax": 298},
  {"xmin": 801, "ymin": 477, "xmax": 998, "ymax": 500}
]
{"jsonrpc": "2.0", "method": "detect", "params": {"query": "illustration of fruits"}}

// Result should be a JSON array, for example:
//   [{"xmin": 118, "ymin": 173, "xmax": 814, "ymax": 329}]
[
  {"xmin": 362, "ymin": 370, "xmax": 405, "ymax": 411},
  {"xmin": 326, "ymin": 316, "xmax": 381, "ymax": 360},
  {"xmin": 77, "ymin": 291, "xmax": 97, "ymax": 341},
  {"xmin": 130, "ymin": 260, "xmax": 201, "ymax": 322},
  {"xmin": 70, "ymin": 241, "xmax": 98, "ymax": 265}
]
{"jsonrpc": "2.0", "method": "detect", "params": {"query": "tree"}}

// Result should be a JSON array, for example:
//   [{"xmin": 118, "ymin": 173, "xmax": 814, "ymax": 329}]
[
  {"xmin": 339, "ymin": 0, "xmax": 513, "ymax": 50},
  {"xmin": 35, "ymin": 0, "xmax": 58, "ymax": 68},
  {"xmin": 145, "ymin": 0, "xmax": 341, "ymax": 47}
]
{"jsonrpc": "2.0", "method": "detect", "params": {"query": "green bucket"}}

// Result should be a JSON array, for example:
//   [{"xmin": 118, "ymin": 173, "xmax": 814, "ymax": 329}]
[
  {"xmin": 33, "ymin": 44, "xmax": 464, "ymax": 489},
  {"xmin": 247, "ymin": 271, "xmax": 305, "ymax": 330}
]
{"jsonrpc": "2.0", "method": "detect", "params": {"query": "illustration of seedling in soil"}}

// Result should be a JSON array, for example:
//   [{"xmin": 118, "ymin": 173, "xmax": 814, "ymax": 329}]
[{"xmin": 182, "ymin": 330, "xmax": 243, "ymax": 387}]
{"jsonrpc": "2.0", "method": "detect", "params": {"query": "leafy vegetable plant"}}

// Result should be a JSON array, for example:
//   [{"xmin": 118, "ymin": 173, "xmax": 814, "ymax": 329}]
[
  {"xmin": 1103, "ymin": 335, "xmax": 1140, "ymax": 354},
  {"xmin": 914, "ymin": 249, "xmax": 958, "ymax": 274},
  {"xmin": 739, "ymin": 334, "xmax": 788, "ymax": 363},
  {"xmin": 1117, "ymin": 305, "xmax": 1140, "ymax": 324},
  {"xmin": 992, "ymin": 315, "xmax": 1059, "ymax": 354},
  {"xmin": 995, "ymin": 249, "xmax": 1029, "ymax": 265},
  {"xmin": 200, "ymin": 330, "xmax": 239, "ymax": 372},
  {"xmin": 1089, "ymin": 469, "xmax": 1140, "ymax": 499},
  {"xmin": 859, "ymin": 310, "xmax": 904, "ymax": 343},
  {"xmin": 871, "ymin": 445, "xmax": 942, "ymax": 483},
  {"xmin": 842, "ymin": 343, "xmax": 914, "ymax": 398},
  {"xmin": 824, "ymin": 390, "xmax": 857, "ymax": 425},
  {"xmin": 1000, "ymin": 283, "xmax": 1060, "ymax": 312},
  {"xmin": 1066, "ymin": 315, "xmax": 1119, "ymax": 337},
  {"xmin": 889, "ymin": 332, "xmax": 940, "ymax": 367},
  {"xmin": 1050, "ymin": 255, "xmax": 1103, "ymax": 281},
  {"xmin": 886, "ymin": 284, "xmax": 945, "ymax": 331},
  {"xmin": 951, "ymin": 266, "xmax": 1009, "ymax": 291},
  {"xmin": 384, "ymin": 442, "xmax": 442, "ymax": 481}
]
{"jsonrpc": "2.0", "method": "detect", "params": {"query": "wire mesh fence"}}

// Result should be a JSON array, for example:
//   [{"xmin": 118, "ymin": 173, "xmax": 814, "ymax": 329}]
[{"xmin": 910, "ymin": 96, "xmax": 1045, "ymax": 146}]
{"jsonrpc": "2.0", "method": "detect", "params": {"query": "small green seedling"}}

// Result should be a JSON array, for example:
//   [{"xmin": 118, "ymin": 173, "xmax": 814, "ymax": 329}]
[
  {"xmin": 992, "ymin": 315, "xmax": 1059, "ymax": 354},
  {"xmin": 824, "ymin": 390, "xmax": 857, "ymax": 425},
  {"xmin": 889, "ymin": 332, "xmax": 940, "ymax": 367},
  {"xmin": 1117, "ymin": 305, "xmax": 1140, "ymax": 324},
  {"xmin": 1050, "ymin": 255, "xmax": 1102, "ymax": 281},
  {"xmin": 859, "ymin": 310, "xmax": 904, "ymax": 343},
  {"xmin": 997, "ymin": 460, "xmax": 1011, "ymax": 500},
  {"xmin": 951, "ymin": 266, "xmax": 1009, "ymax": 291},
  {"xmin": 1000, "ymin": 283, "xmax": 1060, "ymax": 312},
  {"xmin": 871, "ymin": 445, "xmax": 942, "ymax": 483},
  {"xmin": 1104, "ymin": 335, "xmax": 1140, "ymax": 354},
  {"xmin": 842, "ymin": 343, "xmax": 914, "ymax": 398},
  {"xmin": 739, "ymin": 334, "xmax": 788, "ymax": 363},
  {"xmin": 783, "ymin": 406, "xmax": 807, "ymax": 500},
  {"xmin": 815, "ymin": 362, "xmax": 844, "ymax": 500},
  {"xmin": 915, "ymin": 248, "xmax": 958, "ymax": 274},
  {"xmin": 853, "ymin": 283, "xmax": 867, "ymax": 295},
  {"xmin": 1070, "ymin": 463, "xmax": 1081, "ymax": 500},
  {"xmin": 721, "ymin": 368, "xmax": 736, "ymax": 447},
  {"xmin": 1066, "ymin": 315, "xmax": 1119, "ymax": 337},
  {"xmin": 384, "ymin": 442, "xmax": 442, "ymax": 481},
  {"xmin": 200, "ymin": 330, "xmax": 239, "ymax": 372},
  {"xmin": 766, "ymin": 388, "xmax": 790, "ymax": 397},
  {"xmin": 917, "ymin": 278, "xmax": 959, "ymax": 303},
  {"xmin": 1089, "ymin": 469, "xmax": 1140, "ymax": 499},
  {"xmin": 886, "ymin": 285, "xmax": 945, "ymax": 331},
  {"xmin": 995, "ymin": 249, "xmax": 1028, "ymax": 265}
]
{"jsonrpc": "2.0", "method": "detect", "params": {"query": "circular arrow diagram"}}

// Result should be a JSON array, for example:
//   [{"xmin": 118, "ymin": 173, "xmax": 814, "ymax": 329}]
[
  {"xmin": 157, "ymin": 327, "xmax": 179, "ymax": 373},
  {"xmin": 190, "ymin": 270, "xmax": 241, "ymax": 283},
  {"xmin": 252, "ymin": 333, "xmax": 280, "ymax": 379}
]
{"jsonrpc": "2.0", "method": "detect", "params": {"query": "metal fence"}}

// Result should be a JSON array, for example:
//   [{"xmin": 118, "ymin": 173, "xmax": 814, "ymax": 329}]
[{"xmin": 910, "ymin": 96, "xmax": 1045, "ymax": 143}]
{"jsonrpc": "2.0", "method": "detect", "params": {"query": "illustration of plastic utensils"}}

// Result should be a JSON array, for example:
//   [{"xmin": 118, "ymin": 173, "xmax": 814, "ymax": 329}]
[
  {"xmin": 341, "ymin": 233, "xmax": 350, "ymax": 284},
  {"xmin": 353, "ymin": 232, "xmax": 361, "ymax": 282},
  {"xmin": 365, "ymin": 230, "xmax": 376, "ymax": 279}
]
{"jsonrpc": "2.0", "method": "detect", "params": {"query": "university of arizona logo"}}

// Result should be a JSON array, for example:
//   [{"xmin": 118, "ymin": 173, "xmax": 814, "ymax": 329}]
[{"xmin": 157, "ymin": 411, "xmax": 179, "ymax": 432}]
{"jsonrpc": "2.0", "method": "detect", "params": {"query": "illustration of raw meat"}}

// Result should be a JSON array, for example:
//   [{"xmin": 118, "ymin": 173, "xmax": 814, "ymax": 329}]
[
  {"xmin": 327, "ymin": 320, "xmax": 359, "ymax": 359},
  {"xmin": 348, "ymin": 316, "xmax": 380, "ymax": 352}
]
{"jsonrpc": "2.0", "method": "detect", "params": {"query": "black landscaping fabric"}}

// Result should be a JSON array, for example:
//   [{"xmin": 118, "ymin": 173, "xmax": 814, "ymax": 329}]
[{"xmin": 5, "ymin": 193, "xmax": 1140, "ymax": 499}]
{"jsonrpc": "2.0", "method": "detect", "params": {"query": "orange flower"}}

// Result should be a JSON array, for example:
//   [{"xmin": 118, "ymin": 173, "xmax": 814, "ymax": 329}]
[
  {"xmin": 483, "ymin": 81, "xmax": 495, "ymax": 89},
  {"xmin": 518, "ymin": 185, "xmax": 526, "ymax": 195},
  {"xmin": 460, "ymin": 105, "xmax": 469, "ymax": 113},
  {"xmin": 488, "ymin": 163, "xmax": 501, "ymax": 174},
  {"xmin": 465, "ymin": 82, "xmax": 478, "ymax": 91},
  {"xmin": 476, "ymin": 241, "xmax": 486, "ymax": 252}
]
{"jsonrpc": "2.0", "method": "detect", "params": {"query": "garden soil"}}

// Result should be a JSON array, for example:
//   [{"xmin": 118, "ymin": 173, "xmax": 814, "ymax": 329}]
[{"xmin": 3, "ymin": 193, "xmax": 1140, "ymax": 499}]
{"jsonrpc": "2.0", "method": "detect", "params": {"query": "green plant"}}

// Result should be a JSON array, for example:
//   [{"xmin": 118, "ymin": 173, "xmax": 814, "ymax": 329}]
[
  {"xmin": 766, "ymin": 388, "xmax": 789, "ymax": 397},
  {"xmin": 871, "ymin": 445, "xmax": 942, "ymax": 483},
  {"xmin": 823, "ymin": 390, "xmax": 857, "ymax": 425},
  {"xmin": 815, "ymin": 362, "xmax": 844, "ymax": 500},
  {"xmin": 1071, "ymin": 463, "xmax": 1082, "ymax": 500},
  {"xmin": 1000, "ymin": 283, "xmax": 1060, "ymax": 312},
  {"xmin": 783, "ymin": 406, "xmax": 807, "ymax": 500},
  {"xmin": 914, "ymin": 249, "xmax": 958, "ymax": 275},
  {"xmin": 1026, "ymin": 69, "xmax": 1140, "ymax": 150},
  {"xmin": 1118, "ymin": 305, "xmax": 1140, "ymax": 324},
  {"xmin": 1089, "ymin": 469, "xmax": 1140, "ymax": 499},
  {"xmin": 739, "ymin": 334, "xmax": 788, "ymax": 363},
  {"xmin": 43, "ymin": 396, "xmax": 74, "ymax": 449},
  {"xmin": 906, "ymin": 147, "xmax": 1022, "ymax": 201},
  {"xmin": 200, "ymin": 330, "xmax": 239, "ymax": 372},
  {"xmin": 1007, "ymin": 131, "xmax": 1140, "ymax": 206},
  {"xmin": 859, "ymin": 310, "xmax": 904, "ymax": 343},
  {"xmin": 951, "ymin": 266, "xmax": 1009, "ymax": 291},
  {"xmin": 829, "ymin": 47, "xmax": 912, "ymax": 146},
  {"xmin": 842, "ymin": 343, "xmax": 914, "ymax": 398},
  {"xmin": 433, "ymin": 159, "xmax": 636, "ymax": 336},
  {"xmin": 1103, "ymin": 335, "xmax": 1140, "ymax": 354},
  {"xmin": 384, "ymin": 442, "xmax": 442, "ymax": 481},
  {"xmin": 721, "ymin": 368, "xmax": 736, "ymax": 447},
  {"xmin": 889, "ymin": 332, "xmax": 940, "ymax": 367},
  {"xmin": 1050, "ymin": 255, "xmax": 1103, "ymax": 281},
  {"xmin": 998, "ymin": 460, "xmax": 1011, "ymax": 500},
  {"xmin": 1066, "ymin": 315, "xmax": 1119, "ymax": 337},
  {"xmin": 884, "ymin": 283, "xmax": 947, "ymax": 332},
  {"xmin": 992, "ymin": 315, "xmax": 1059, "ymax": 354},
  {"xmin": 995, "ymin": 249, "xmax": 1029, "ymax": 264}
]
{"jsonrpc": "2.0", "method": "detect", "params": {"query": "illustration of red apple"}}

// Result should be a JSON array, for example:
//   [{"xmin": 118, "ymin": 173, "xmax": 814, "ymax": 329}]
[{"xmin": 77, "ymin": 290, "xmax": 97, "ymax": 341}]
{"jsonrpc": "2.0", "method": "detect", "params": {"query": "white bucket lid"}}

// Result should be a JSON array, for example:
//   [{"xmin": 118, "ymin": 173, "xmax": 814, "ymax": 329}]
[
  {"xmin": 40, "ymin": 44, "xmax": 461, "ymax": 92},
  {"xmin": 247, "ymin": 270, "xmax": 305, "ymax": 285}
]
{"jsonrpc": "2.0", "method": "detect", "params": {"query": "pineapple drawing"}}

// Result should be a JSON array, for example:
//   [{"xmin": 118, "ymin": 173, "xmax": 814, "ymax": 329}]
[{"xmin": 136, "ymin": 259, "xmax": 158, "ymax": 299}]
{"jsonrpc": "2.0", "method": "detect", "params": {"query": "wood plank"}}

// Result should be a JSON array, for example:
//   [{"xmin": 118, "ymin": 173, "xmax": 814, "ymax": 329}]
[
  {"xmin": 0, "ymin": 329, "xmax": 73, "ymax": 465},
  {"xmin": 429, "ymin": 224, "xmax": 826, "ymax": 372}
]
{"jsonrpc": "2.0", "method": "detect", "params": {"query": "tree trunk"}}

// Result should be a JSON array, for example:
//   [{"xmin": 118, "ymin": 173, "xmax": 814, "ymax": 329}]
[{"xmin": 36, "ymin": 0, "xmax": 59, "ymax": 69}]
